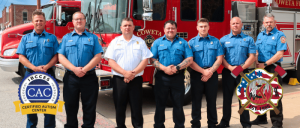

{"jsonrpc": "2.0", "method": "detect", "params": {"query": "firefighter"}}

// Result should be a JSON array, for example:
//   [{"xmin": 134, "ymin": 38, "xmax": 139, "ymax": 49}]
[
  {"xmin": 104, "ymin": 17, "xmax": 153, "ymax": 128},
  {"xmin": 57, "ymin": 12, "xmax": 103, "ymax": 128},
  {"xmin": 150, "ymin": 20, "xmax": 193, "ymax": 128},
  {"xmin": 251, "ymin": 13, "xmax": 286, "ymax": 128},
  {"xmin": 217, "ymin": 17, "xmax": 256, "ymax": 128},
  {"xmin": 16, "ymin": 10, "xmax": 58, "ymax": 128},
  {"xmin": 188, "ymin": 18, "xmax": 224, "ymax": 128}
]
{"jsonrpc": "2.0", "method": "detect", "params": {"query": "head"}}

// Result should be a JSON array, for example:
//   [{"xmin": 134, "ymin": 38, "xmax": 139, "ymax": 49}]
[
  {"xmin": 230, "ymin": 17, "xmax": 243, "ymax": 35},
  {"xmin": 164, "ymin": 20, "xmax": 177, "ymax": 40},
  {"xmin": 72, "ymin": 12, "xmax": 86, "ymax": 32},
  {"xmin": 197, "ymin": 18, "xmax": 210, "ymax": 37},
  {"xmin": 32, "ymin": 10, "xmax": 46, "ymax": 33},
  {"xmin": 263, "ymin": 13, "xmax": 276, "ymax": 33},
  {"xmin": 120, "ymin": 18, "xmax": 134, "ymax": 35}
]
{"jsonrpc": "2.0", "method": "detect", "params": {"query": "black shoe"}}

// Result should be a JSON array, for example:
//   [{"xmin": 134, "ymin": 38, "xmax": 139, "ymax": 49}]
[
  {"xmin": 243, "ymin": 126, "xmax": 251, "ymax": 128},
  {"xmin": 271, "ymin": 126, "xmax": 283, "ymax": 128},
  {"xmin": 250, "ymin": 118, "xmax": 268, "ymax": 125},
  {"xmin": 216, "ymin": 123, "xmax": 229, "ymax": 128}
]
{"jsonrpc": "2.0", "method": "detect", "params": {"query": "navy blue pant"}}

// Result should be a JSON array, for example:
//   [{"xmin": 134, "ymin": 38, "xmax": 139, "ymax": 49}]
[
  {"xmin": 220, "ymin": 68, "xmax": 251, "ymax": 127},
  {"xmin": 63, "ymin": 71, "xmax": 99, "ymax": 128},
  {"xmin": 190, "ymin": 69, "xmax": 218, "ymax": 128},
  {"xmin": 154, "ymin": 71, "xmax": 185, "ymax": 128},
  {"xmin": 25, "ymin": 70, "xmax": 56, "ymax": 128},
  {"xmin": 254, "ymin": 64, "xmax": 283, "ymax": 127}
]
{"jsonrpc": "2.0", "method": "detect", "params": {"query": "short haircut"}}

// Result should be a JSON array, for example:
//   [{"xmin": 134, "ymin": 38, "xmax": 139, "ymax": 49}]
[
  {"xmin": 164, "ymin": 20, "xmax": 177, "ymax": 28},
  {"xmin": 230, "ymin": 16, "xmax": 242, "ymax": 23},
  {"xmin": 32, "ymin": 10, "xmax": 45, "ymax": 20},
  {"xmin": 72, "ymin": 11, "xmax": 86, "ymax": 19},
  {"xmin": 264, "ymin": 13, "xmax": 275, "ymax": 19},
  {"xmin": 121, "ymin": 17, "xmax": 133, "ymax": 24},
  {"xmin": 197, "ymin": 18, "xmax": 209, "ymax": 24}
]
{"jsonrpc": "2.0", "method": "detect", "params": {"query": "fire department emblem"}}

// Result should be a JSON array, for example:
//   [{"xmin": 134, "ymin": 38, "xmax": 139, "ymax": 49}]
[
  {"xmin": 232, "ymin": 65, "xmax": 286, "ymax": 115},
  {"xmin": 144, "ymin": 35, "xmax": 155, "ymax": 48}
]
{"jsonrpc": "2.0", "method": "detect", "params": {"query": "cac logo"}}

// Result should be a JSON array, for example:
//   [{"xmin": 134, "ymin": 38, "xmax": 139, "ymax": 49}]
[{"xmin": 14, "ymin": 72, "xmax": 64, "ymax": 115}]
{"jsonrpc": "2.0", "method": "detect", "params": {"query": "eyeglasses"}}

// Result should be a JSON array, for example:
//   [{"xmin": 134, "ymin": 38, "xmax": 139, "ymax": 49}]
[
  {"xmin": 165, "ymin": 27, "xmax": 176, "ymax": 31},
  {"xmin": 73, "ymin": 18, "xmax": 86, "ymax": 22}
]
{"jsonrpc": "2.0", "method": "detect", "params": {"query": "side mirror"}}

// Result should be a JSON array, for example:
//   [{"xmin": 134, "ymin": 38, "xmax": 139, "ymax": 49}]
[
  {"xmin": 142, "ymin": 0, "xmax": 153, "ymax": 21},
  {"xmin": 56, "ymin": 5, "xmax": 62, "ymax": 25}
]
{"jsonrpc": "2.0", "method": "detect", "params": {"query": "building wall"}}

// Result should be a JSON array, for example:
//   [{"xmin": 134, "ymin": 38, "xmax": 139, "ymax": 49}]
[{"xmin": 13, "ymin": 4, "xmax": 37, "ymax": 26}]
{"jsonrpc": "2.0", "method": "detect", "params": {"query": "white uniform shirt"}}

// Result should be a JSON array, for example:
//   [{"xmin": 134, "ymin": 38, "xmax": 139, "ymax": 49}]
[{"xmin": 104, "ymin": 35, "xmax": 153, "ymax": 77}]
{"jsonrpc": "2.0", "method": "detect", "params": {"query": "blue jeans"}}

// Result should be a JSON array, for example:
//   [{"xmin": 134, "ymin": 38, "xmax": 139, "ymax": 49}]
[{"xmin": 25, "ymin": 70, "xmax": 56, "ymax": 128}]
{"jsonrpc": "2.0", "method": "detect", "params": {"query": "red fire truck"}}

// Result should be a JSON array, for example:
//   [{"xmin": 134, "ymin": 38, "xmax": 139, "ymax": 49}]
[{"xmin": 1, "ymin": 0, "xmax": 300, "ymax": 105}]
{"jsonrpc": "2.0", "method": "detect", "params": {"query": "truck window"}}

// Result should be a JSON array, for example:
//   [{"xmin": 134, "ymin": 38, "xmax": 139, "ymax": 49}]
[
  {"xmin": 181, "ymin": 0, "xmax": 196, "ymax": 21},
  {"xmin": 42, "ymin": 5, "xmax": 53, "ymax": 21},
  {"xmin": 132, "ymin": 0, "xmax": 166, "ymax": 20},
  {"xmin": 202, "ymin": 0, "xmax": 224, "ymax": 22},
  {"xmin": 58, "ymin": 7, "xmax": 80, "ymax": 26}
]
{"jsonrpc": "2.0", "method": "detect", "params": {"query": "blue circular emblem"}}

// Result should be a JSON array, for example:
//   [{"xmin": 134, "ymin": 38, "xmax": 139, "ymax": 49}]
[{"xmin": 18, "ymin": 72, "xmax": 60, "ymax": 104}]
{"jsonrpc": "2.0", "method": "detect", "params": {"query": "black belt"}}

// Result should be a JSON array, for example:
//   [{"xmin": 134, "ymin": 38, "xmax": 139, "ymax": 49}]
[
  {"xmin": 202, "ymin": 67, "xmax": 211, "ymax": 69},
  {"xmin": 157, "ymin": 69, "xmax": 184, "ymax": 75},
  {"xmin": 67, "ymin": 69, "xmax": 96, "ymax": 75},
  {"xmin": 258, "ymin": 61, "xmax": 281, "ymax": 65},
  {"xmin": 25, "ymin": 68, "xmax": 53, "ymax": 73}
]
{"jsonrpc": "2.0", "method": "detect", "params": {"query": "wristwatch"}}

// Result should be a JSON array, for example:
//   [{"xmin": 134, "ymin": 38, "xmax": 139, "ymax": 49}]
[
  {"xmin": 176, "ymin": 66, "xmax": 180, "ymax": 71},
  {"xmin": 264, "ymin": 63, "xmax": 268, "ymax": 67}
]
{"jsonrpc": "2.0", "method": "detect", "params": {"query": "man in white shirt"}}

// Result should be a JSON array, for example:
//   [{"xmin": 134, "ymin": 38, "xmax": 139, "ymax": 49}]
[{"xmin": 104, "ymin": 17, "xmax": 153, "ymax": 128}]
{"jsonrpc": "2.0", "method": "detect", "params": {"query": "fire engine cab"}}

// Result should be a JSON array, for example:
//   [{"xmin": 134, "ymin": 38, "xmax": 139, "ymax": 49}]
[{"xmin": 1, "ymin": 0, "xmax": 300, "ymax": 105}]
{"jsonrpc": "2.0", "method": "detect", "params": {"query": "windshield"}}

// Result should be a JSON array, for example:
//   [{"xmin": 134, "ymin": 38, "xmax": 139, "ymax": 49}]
[
  {"xmin": 82, "ymin": 0, "xmax": 128, "ymax": 33},
  {"xmin": 42, "ymin": 5, "xmax": 54, "ymax": 21}
]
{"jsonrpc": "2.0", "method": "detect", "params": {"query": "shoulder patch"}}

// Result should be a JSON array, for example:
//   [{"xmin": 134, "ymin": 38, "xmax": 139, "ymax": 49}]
[
  {"xmin": 188, "ymin": 41, "xmax": 191, "ymax": 49},
  {"xmin": 280, "ymin": 36, "xmax": 286, "ymax": 43}
]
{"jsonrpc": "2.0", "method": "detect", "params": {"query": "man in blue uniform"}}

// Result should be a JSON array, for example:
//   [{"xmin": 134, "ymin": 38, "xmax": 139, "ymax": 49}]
[
  {"xmin": 251, "ymin": 13, "xmax": 286, "ymax": 128},
  {"xmin": 150, "ymin": 20, "xmax": 193, "ymax": 128},
  {"xmin": 57, "ymin": 12, "xmax": 103, "ymax": 128},
  {"xmin": 16, "ymin": 11, "xmax": 58, "ymax": 128},
  {"xmin": 189, "ymin": 18, "xmax": 223, "ymax": 128},
  {"xmin": 217, "ymin": 17, "xmax": 256, "ymax": 128}
]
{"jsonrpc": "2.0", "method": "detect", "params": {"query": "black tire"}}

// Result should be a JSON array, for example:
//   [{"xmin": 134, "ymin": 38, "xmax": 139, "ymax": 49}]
[
  {"xmin": 166, "ymin": 69, "xmax": 192, "ymax": 107},
  {"xmin": 18, "ymin": 62, "xmax": 26, "ymax": 78}
]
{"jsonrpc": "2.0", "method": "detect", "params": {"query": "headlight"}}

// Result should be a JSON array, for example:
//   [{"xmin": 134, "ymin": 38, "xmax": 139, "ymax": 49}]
[{"xmin": 3, "ymin": 48, "xmax": 17, "ymax": 56}]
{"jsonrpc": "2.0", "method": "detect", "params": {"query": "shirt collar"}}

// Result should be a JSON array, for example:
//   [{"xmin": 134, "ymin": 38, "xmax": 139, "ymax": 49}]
[
  {"xmin": 162, "ymin": 34, "xmax": 179, "ymax": 41},
  {"xmin": 196, "ymin": 34, "xmax": 211, "ymax": 41},
  {"xmin": 119, "ymin": 35, "xmax": 137, "ymax": 42},
  {"xmin": 263, "ymin": 27, "xmax": 278, "ymax": 35},
  {"xmin": 229, "ymin": 31, "xmax": 244, "ymax": 38},
  {"xmin": 71, "ymin": 29, "xmax": 88, "ymax": 36},
  {"xmin": 32, "ymin": 29, "xmax": 47, "ymax": 36}
]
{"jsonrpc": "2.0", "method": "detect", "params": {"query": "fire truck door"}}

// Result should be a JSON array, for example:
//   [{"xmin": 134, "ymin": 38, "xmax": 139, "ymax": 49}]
[
  {"xmin": 272, "ymin": 10, "xmax": 295, "ymax": 68},
  {"xmin": 172, "ymin": 0, "xmax": 230, "ymax": 40}
]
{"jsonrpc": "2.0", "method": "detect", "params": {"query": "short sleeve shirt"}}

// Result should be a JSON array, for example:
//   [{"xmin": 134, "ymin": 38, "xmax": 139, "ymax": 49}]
[
  {"xmin": 256, "ymin": 28, "xmax": 287, "ymax": 62},
  {"xmin": 189, "ymin": 34, "xmax": 223, "ymax": 67},
  {"xmin": 220, "ymin": 32, "xmax": 256, "ymax": 66},
  {"xmin": 150, "ymin": 35, "xmax": 193, "ymax": 66},
  {"xmin": 104, "ymin": 35, "xmax": 153, "ymax": 77},
  {"xmin": 56, "ymin": 30, "xmax": 103, "ymax": 70},
  {"xmin": 16, "ymin": 30, "xmax": 59, "ymax": 68}
]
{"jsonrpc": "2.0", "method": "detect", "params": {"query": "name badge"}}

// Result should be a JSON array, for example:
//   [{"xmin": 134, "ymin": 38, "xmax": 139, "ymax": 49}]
[
  {"xmin": 160, "ymin": 44, "xmax": 164, "ymax": 46},
  {"xmin": 225, "ymin": 42, "xmax": 230, "ymax": 44},
  {"xmin": 195, "ymin": 45, "xmax": 199, "ymax": 47},
  {"xmin": 27, "ymin": 41, "xmax": 33, "ymax": 43},
  {"xmin": 68, "ymin": 40, "xmax": 73, "ymax": 42}
]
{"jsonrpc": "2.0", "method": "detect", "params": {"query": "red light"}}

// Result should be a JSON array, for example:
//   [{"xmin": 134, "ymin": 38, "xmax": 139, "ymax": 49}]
[{"xmin": 101, "ymin": 80, "xmax": 110, "ymax": 87}]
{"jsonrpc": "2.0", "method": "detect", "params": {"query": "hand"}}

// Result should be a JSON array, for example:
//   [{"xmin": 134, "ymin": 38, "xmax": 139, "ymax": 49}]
[
  {"xmin": 124, "ymin": 78, "xmax": 130, "ymax": 83},
  {"xmin": 228, "ymin": 65, "xmax": 237, "ymax": 72},
  {"xmin": 202, "ymin": 69, "xmax": 213, "ymax": 77},
  {"xmin": 256, "ymin": 63, "xmax": 265, "ymax": 69},
  {"xmin": 123, "ymin": 70, "xmax": 135, "ymax": 81},
  {"xmin": 163, "ymin": 65, "xmax": 174, "ymax": 75},
  {"xmin": 201, "ymin": 75, "xmax": 210, "ymax": 82},
  {"xmin": 170, "ymin": 65, "xmax": 177, "ymax": 74},
  {"xmin": 32, "ymin": 66, "xmax": 44, "ymax": 72},
  {"xmin": 73, "ymin": 67, "xmax": 86, "ymax": 77},
  {"xmin": 41, "ymin": 65, "xmax": 49, "ymax": 73}
]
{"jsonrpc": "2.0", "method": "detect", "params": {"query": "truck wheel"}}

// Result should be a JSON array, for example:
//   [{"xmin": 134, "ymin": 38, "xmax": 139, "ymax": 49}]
[
  {"xmin": 296, "ymin": 58, "xmax": 300, "ymax": 82},
  {"xmin": 18, "ymin": 62, "xmax": 26, "ymax": 78},
  {"xmin": 166, "ymin": 68, "xmax": 192, "ymax": 107}
]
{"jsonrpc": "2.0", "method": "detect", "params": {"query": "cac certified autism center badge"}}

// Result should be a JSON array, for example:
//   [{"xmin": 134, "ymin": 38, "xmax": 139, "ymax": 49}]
[{"xmin": 14, "ymin": 72, "xmax": 64, "ymax": 115}]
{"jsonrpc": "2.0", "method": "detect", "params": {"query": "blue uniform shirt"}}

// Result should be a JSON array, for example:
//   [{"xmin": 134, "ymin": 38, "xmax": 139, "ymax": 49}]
[
  {"xmin": 220, "ymin": 32, "xmax": 256, "ymax": 66},
  {"xmin": 151, "ymin": 35, "xmax": 193, "ymax": 66},
  {"xmin": 189, "ymin": 34, "xmax": 223, "ymax": 67},
  {"xmin": 16, "ymin": 30, "xmax": 59, "ymax": 68},
  {"xmin": 256, "ymin": 28, "xmax": 287, "ymax": 62},
  {"xmin": 57, "ymin": 30, "xmax": 103, "ymax": 70}
]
